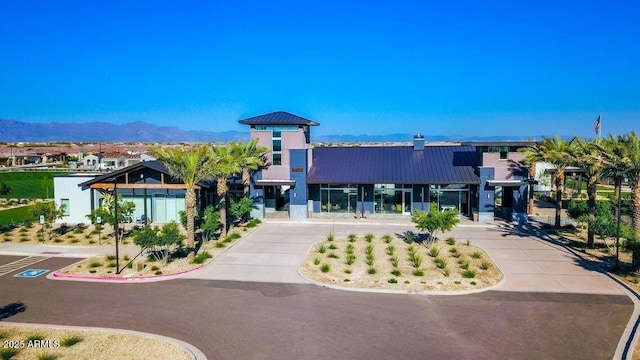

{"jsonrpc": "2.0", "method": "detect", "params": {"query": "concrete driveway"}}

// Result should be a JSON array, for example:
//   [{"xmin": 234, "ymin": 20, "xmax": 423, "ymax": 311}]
[{"xmin": 187, "ymin": 219, "xmax": 627, "ymax": 296}]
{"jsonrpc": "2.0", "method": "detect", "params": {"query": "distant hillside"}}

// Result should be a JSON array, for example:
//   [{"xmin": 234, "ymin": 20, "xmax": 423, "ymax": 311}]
[
  {"xmin": 0, "ymin": 118, "xmax": 545, "ymax": 143},
  {"xmin": 0, "ymin": 119, "xmax": 249, "ymax": 142}
]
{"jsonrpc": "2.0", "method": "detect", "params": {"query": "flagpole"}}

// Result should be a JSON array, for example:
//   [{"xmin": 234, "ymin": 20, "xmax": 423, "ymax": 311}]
[{"xmin": 599, "ymin": 112, "xmax": 602, "ymax": 138}]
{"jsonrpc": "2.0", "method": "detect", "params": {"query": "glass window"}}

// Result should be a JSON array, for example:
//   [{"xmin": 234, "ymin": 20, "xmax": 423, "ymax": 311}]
[
  {"xmin": 272, "ymin": 152, "xmax": 282, "ymax": 166},
  {"xmin": 273, "ymin": 139, "xmax": 282, "ymax": 151},
  {"xmin": 61, "ymin": 199, "xmax": 70, "ymax": 216},
  {"xmin": 499, "ymin": 151, "xmax": 508, "ymax": 160}
]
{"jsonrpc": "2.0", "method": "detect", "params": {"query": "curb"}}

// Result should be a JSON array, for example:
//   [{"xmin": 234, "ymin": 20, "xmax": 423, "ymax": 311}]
[
  {"xmin": 48, "ymin": 263, "xmax": 206, "ymax": 283},
  {"xmin": 528, "ymin": 225, "xmax": 640, "ymax": 360},
  {"xmin": 0, "ymin": 321, "xmax": 207, "ymax": 360}
]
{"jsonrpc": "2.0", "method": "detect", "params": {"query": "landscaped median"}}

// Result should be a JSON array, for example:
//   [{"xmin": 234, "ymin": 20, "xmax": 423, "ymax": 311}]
[
  {"xmin": 50, "ymin": 227, "xmax": 255, "ymax": 283},
  {"xmin": 0, "ymin": 323, "xmax": 197, "ymax": 360},
  {"xmin": 299, "ymin": 232, "xmax": 503, "ymax": 293}
]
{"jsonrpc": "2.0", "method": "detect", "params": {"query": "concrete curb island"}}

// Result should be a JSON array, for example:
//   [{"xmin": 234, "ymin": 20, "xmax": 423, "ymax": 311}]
[
  {"xmin": 47, "ymin": 263, "xmax": 207, "ymax": 283},
  {"xmin": 0, "ymin": 321, "xmax": 207, "ymax": 360}
]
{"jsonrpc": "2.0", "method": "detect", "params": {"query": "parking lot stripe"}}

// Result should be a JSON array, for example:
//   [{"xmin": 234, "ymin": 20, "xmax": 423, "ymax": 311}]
[{"xmin": 0, "ymin": 256, "xmax": 49, "ymax": 277}]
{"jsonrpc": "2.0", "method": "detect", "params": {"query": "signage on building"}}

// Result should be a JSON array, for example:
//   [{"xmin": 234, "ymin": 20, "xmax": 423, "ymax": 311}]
[{"xmin": 291, "ymin": 167, "xmax": 304, "ymax": 173}]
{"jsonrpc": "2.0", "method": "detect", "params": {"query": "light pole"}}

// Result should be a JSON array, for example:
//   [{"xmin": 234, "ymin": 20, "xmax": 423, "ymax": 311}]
[{"xmin": 615, "ymin": 175, "xmax": 622, "ymax": 270}]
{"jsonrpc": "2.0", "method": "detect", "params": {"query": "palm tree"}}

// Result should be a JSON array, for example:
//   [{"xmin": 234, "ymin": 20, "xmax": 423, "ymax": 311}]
[
  {"xmin": 621, "ymin": 132, "xmax": 640, "ymax": 239},
  {"xmin": 540, "ymin": 136, "xmax": 575, "ymax": 227},
  {"xmin": 571, "ymin": 137, "xmax": 607, "ymax": 248},
  {"xmin": 208, "ymin": 144, "xmax": 241, "ymax": 237},
  {"xmin": 230, "ymin": 139, "xmax": 269, "ymax": 196},
  {"xmin": 151, "ymin": 145, "xmax": 212, "ymax": 253},
  {"xmin": 519, "ymin": 141, "xmax": 544, "ymax": 215},
  {"xmin": 601, "ymin": 135, "xmax": 629, "ymax": 221}
]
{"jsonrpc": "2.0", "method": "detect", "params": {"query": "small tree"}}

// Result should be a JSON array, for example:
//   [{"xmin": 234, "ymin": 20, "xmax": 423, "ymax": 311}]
[
  {"xmin": 31, "ymin": 201, "xmax": 65, "ymax": 241},
  {"xmin": 411, "ymin": 209, "xmax": 460, "ymax": 245},
  {"xmin": 0, "ymin": 181, "xmax": 10, "ymax": 196},
  {"xmin": 133, "ymin": 222, "xmax": 185, "ymax": 267},
  {"xmin": 229, "ymin": 197, "xmax": 253, "ymax": 224},
  {"xmin": 200, "ymin": 206, "xmax": 221, "ymax": 242}
]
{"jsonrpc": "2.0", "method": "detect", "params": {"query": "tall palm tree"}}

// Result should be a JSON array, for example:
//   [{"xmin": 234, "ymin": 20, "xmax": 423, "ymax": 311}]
[
  {"xmin": 151, "ymin": 145, "xmax": 212, "ymax": 253},
  {"xmin": 519, "ymin": 141, "xmax": 544, "ymax": 215},
  {"xmin": 540, "ymin": 136, "xmax": 575, "ymax": 227},
  {"xmin": 208, "ymin": 144, "xmax": 241, "ymax": 237},
  {"xmin": 621, "ymin": 132, "xmax": 640, "ymax": 239},
  {"xmin": 571, "ymin": 137, "xmax": 607, "ymax": 248},
  {"xmin": 230, "ymin": 139, "xmax": 269, "ymax": 196},
  {"xmin": 601, "ymin": 135, "xmax": 629, "ymax": 220}
]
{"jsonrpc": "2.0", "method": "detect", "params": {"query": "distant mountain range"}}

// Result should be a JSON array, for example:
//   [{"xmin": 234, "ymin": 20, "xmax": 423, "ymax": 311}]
[{"xmin": 0, "ymin": 119, "xmax": 541, "ymax": 143}]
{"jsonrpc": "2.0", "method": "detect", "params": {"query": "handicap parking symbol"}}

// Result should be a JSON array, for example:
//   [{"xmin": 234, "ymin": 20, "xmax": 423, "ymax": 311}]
[{"xmin": 15, "ymin": 269, "xmax": 49, "ymax": 278}]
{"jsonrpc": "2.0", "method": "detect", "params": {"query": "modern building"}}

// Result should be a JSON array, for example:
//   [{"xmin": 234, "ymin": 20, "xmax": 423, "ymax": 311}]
[{"xmin": 241, "ymin": 111, "xmax": 534, "ymax": 222}]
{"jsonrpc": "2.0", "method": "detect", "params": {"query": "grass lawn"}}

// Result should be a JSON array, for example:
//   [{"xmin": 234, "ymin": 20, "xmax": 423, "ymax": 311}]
[
  {"xmin": 0, "ymin": 171, "xmax": 63, "ymax": 199},
  {"xmin": 0, "ymin": 204, "xmax": 35, "ymax": 227}
]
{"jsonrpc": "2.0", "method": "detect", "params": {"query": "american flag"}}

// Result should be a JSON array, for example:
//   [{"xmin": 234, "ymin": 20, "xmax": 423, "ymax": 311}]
[{"xmin": 594, "ymin": 115, "xmax": 601, "ymax": 135}]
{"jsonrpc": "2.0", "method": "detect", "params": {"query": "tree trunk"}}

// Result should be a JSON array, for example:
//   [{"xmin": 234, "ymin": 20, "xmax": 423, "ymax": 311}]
[
  {"xmin": 185, "ymin": 188, "xmax": 196, "ymax": 253},
  {"xmin": 586, "ymin": 179, "xmax": 597, "ymax": 248},
  {"xmin": 614, "ymin": 177, "xmax": 621, "ymax": 220},
  {"xmin": 528, "ymin": 164, "xmax": 536, "ymax": 215},
  {"xmin": 243, "ymin": 169, "xmax": 250, "ymax": 196},
  {"xmin": 555, "ymin": 172, "xmax": 563, "ymax": 227},
  {"xmin": 217, "ymin": 178, "xmax": 228, "ymax": 238},
  {"xmin": 632, "ymin": 183, "xmax": 640, "ymax": 271}
]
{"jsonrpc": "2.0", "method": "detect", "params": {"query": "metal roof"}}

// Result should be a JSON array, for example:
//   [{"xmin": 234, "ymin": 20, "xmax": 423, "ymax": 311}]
[
  {"xmin": 238, "ymin": 111, "xmax": 320, "ymax": 126},
  {"xmin": 78, "ymin": 160, "xmax": 214, "ymax": 188},
  {"xmin": 307, "ymin": 146, "xmax": 479, "ymax": 184}
]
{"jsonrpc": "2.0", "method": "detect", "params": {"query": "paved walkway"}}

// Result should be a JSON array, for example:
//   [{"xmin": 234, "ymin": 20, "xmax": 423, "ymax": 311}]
[
  {"xmin": 186, "ymin": 218, "xmax": 627, "ymax": 295},
  {"xmin": 0, "ymin": 243, "xmax": 141, "ymax": 258}
]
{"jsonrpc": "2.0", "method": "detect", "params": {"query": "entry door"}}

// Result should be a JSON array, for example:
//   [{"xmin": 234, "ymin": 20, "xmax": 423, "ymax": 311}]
[{"xmin": 403, "ymin": 190, "xmax": 412, "ymax": 215}]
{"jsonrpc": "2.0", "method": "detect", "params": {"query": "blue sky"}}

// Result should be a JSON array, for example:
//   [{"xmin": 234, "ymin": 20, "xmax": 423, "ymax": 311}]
[{"xmin": 1, "ymin": 1, "xmax": 639, "ymax": 138}]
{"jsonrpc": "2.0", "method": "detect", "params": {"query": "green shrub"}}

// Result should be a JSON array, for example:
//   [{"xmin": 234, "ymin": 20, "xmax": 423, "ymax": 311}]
[
  {"xmin": 320, "ymin": 263, "xmax": 331, "ymax": 273},
  {"xmin": 1, "ymin": 348, "xmax": 19, "ymax": 360},
  {"xmin": 458, "ymin": 258, "xmax": 470, "ymax": 270},
  {"xmin": 471, "ymin": 250, "xmax": 483, "ymax": 259},
  {"xmin": 345, "ymin": 254, "xmax": 356, "ymax": 265},
  {"xmin": 61, "ymin": 336, "xmax": 83, "ymax": 347},
  {"xmin": 449, "ymin": 247, "xmax": 458, "ymax": 256},
  {"xmin": 434, "ymin": 257, "xmax": 447, "ymax": 269},
  {"xmin": 344, "ymin": 269, "xmax": 352, "ymax": 274},
  {"xmin": 413, "ymin": 269, "xmax": 424, "ymax": 276},
  {"xmin": 470, "ymin": 281, "xmax": 477, "ymax": 285},
  {"xmin": 409, "ymin": 253, "xmax": 423, "ymax": 269},
  {"xmin": 246, "ymin": 219, "xmax": 261, "ymax": 228},
  {"xmin": 480, "ymin": 260, "xmax": 492, "ymax": 270},
  {"xmin": 52, "ymin": 238, "xmax": 62, "ymax": 243},
  {"xmin": 328, "ymin": 253, "xmax": 339, "ymax": 259},
  {"xmin": 408, "ymin": 246, "xmax": 416, "ymax": 257},
  {"xmin": 383, "ymin": 234, "xmax": 393, "ymax": 243},
  {"xmin": 391, "ymin": 269, "xmax": 401, "ymax": 276},
  {"xmin": 227, "ymin": 232, "xmax": 242, "ymax": 240},
  {"xmin": 390, "ymin": 255, "xmax": 399, "ymax": 267},
  {"xmin": 404, "ymin": 232, "xmax": 415, "ymax": 244},
  {"xmin": 364, "ymin": 252, "xmax": 374, "ymax": 265},
  {"xmin": 215, "ymin": 241, "xmax": 226, "ymax": 248},
  {"xmin": 313, "ymin": 257, "xmax": 321, "ymax": 265},
  {"xmin": 326, "ymin": 233, "xmax": 335, "ymax": 242},
  {"xmin": 345, "ymin": 244, "xmax": 355, "ymax": 254},
  {"xmin": 365, "ymin": 233, "xmax": 375, "ymax": 242},
  {"xmin": 365, "ymin": 244, "xmax": 374, "ymax": 255},
  {"xmin": 106, "ymin": 255, "xmax": 116, "ymax": 261},
  {"xmin": 69, "ymin": 239, "xmax": 79, "ymax": 244},
  {"xmin": 317, "ymin": 243, "xmax": 327, "ymax": 254},
  {"xmin": 155, "ymin": 271, "xmax": 163, "ymax": 275},
  {"xmin": 344, "ymin": 278, "xmax": 351, "ymax": 282},
  {"xmin": 429, "ymin": 246, "xmax": 440, "ymax": 257},
  {"xmin": 123, "ymin": 255, "xmax": 130, "ymax": 261},
  {"xmin": 151, "ymin": 265, "xmax": 160, "ymax": 271},
  {"xmin": 191, "ymin": 251, "xmax": 213, "ymax": 264},
  {"xmin": 388, "ymin": 278, "xmax": 398, "ymax": 284},
  {"xmin": 328, "ymin": 243, "xmax": 338, "ymax": 250},
  {"xmin": 446, "ymin": 237, "xmax": 456, "ymax": 245},
  {"xmin": 462, "ymin": 269, "xmax": 477, "ymax": 278},
  {"xmin": 25, "ymin": 333, "xmax": 44, "ymax": 342},
  {"xmin": 107, "ymin": 262, "xmax": 116, "ymax": 268},
  {"xmin": 367, "ymin": 267, "xmax": 377, "ymax": 274},
  {"xmin": 443, "ymin": 268, "xmax": 451, "ymax": 277},
  {"xmin": 88, "ymin": 261, "xmax": 102, "ymax": 268},
  {"xmin": 386, "ymin": 245, "xmax": 395, "ymax": 256},
  {"xmin": 465, "ymin": 240, "xmax": 471, "ymax": 246},
  {"xmin": 347, "ymin": 234, "xmax": 357, "ymax": 242}
]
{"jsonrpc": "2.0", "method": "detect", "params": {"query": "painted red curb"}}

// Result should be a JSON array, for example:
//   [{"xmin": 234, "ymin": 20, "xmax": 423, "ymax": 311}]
[{"xmin": 51, "ymin": 263, "xmax": 206, "ymax": 283}]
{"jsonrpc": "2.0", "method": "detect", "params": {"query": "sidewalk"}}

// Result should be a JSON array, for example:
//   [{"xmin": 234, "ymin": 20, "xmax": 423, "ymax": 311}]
[{"xmin": 0, "ymin": 243, "xmax": 142, "ymax": 258}]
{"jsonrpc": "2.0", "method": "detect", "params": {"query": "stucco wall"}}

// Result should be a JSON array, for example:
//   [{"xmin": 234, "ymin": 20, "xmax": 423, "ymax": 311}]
[
  {"xmin": 54, "ymin": 175, "xmax": 97, "ymax": 224},
  {"xmin": 482, "ymin": 152, "xmax": 525, "ymax": 181}
]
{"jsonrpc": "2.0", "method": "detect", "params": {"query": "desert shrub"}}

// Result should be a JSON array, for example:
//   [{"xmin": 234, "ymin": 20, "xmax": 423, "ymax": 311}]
[
  {"xmin": 367, "ymin": 267, "xmax": 377, "ymax": 274},
  {"xmin": 317, "ymin": 243, "xmax": 327, "ymax": 254},
  {"xmin": 413, "ymin": 269, "xmax": 424, "ymax": 276},
  {"xmin": 458, "ymin": 258, "xmax": 470, "ymax": 270},
  {"xmin": 328, "ymin": 253, "xmax": 339, "ymax": 259},
  {"xmin": 344, "ymin": 269, "xmax": 352, "ymax": 274},
  {"xmin": 106, "ymin": 255, "xmax": 116, "ymax": 261},
  {"xmin": 0, "ymin": 349, "xmax": 19, "ymax": 360},
  {"xmin": 320, "ymin": 263, "xmax": 331, "ymax": 273},
  {"xmin": 480, "ymin": 260, "xmax": 492, "ymax": 270},
  {"xmin": 390, "ymin": 255, "xmax": 399, "ymax": 267},
  {"xmin": 61, "ymin": 336, "xmax": 83, "ymax": 347},
  {"xmin": 365, "ymin": 244, "xmax": 374, "ymax": 255},
  {"xmin": 446, "ymin": 237, "xmax": 456, "ymax": 245},
  {"xmin": 388, "ymin": 278, "xmax": 398, "ymax": 284},
  {"xmin": 366, "ymin": 254, "xmax": 375, "ymax": 266},
  {"xmin": 409, "ymin": 253, "xmax": 423, "ymax": 269},
  {"xmin": 191, "ymin": 251, "xmax": 213, "ymax": 264},
  {"xmin": 462, "ymin": 269, "xmax": 477, "ymax": 278},
  {"xmin": 443, "ymin": 268, "xmax": 451, "ymax": 277},
  {"xmin": 471, "ymin": 250, "xmax": 483, "ymax": 259},
  {"xmin": 328, "ymin": 243, "xmax": 338, "ymax": 250},
  {"xmin": 434, "ymin": 257, "xmax": 447, "ymax": 269},
  {"xmin": 88, "ymin": 260, "xmax": 102, "ymax": 268},
  {"xmin": 345, "ymin": 254, "xmax": 356, "ymax": 265},
  {"xmin": 314, "ymin": 257, "xmax": 321, "ymax": 265},
  {"xmin": 386, "ymin": 245, "xmax": 395, "ymax": 256},
  {"xmin": 383, "ymin": 234, "xmax": 393, "ymax": 243},
  {"xmin": 326, "ymin": 233, "xmax": 335, "ymax": 242},
  {"xmin": 345, "ymin": 244, "xmax": 354, "ymax": 254},
  {"xmin": 227, "ymin": 232, "xmax": 242, "ymax": 240},
  {"xmin": 347, "ymin": 234, "xmax": 357, "ymax": 242},
  {"xmin": 391, "ymin": 269, "xmax": 401, "ymax": 276},
  {"xmin": 365, "ymin": 233, "xmax": 375, "ymax": 242}
]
